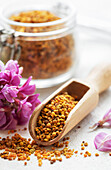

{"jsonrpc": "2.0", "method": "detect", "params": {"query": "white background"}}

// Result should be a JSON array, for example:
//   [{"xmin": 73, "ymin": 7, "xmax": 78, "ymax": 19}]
[{"xmin": 0, "ymin": 0, "xmax": 111, "ymax": 170}]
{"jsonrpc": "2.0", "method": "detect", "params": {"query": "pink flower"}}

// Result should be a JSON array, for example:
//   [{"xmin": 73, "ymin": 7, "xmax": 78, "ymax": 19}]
[
  {"xmin": 16, "ymin": 94, "xmax": 40, "ymax": 125},
  {"xmin": 27, "ymin": 94, "xmax": 40, "ymax": 111},
  {"xmin": 1, "ymin": 84, "xmax": 18, "ymax": 102},
  {"xmin": 0, "ymin": 60, "xmax": 40, "ymax": 130},
  {"xmin": 18, "ymin": 76, "xmax": 35, "ymax": 95},
  {"xmin": 0, "ymin": 107, "xmax": 17, "ymax": 130},
  {"xmin": 0, "ymin": 114, "xmax": 17, "ymax": 130},
  {"xmin": 10, "ymin": 71, "xmax": 21, "ymax": 86},
  {"xmin": 5, "ymin": 60, "xmax": 20, "ymax": 74},
  {"xmin": 0, "ymin": 69, "xmax": 20, "ymax": 86},
  {"xmin": 16, "ymin": 98, "xmax": 32, "ymax": 125},
  {"xmin": 0, "ymin": 60, "xmax": 22, "ymax": 86},
  {"xmin": 0, "ymin": 71, "xmax": 10, "ymax": 85},
  {"xmin": 94, "ymin": 132, "xmax": 111, "ymax": 152},
  {"xmin": 90, "ymin": 109, "xmax": 111, "ymax": 129}
]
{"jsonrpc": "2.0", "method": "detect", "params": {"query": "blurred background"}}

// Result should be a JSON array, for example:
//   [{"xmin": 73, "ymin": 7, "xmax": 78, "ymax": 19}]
[
  {"xmin": 0, "ymin": 0, "xmax": 111, "ymax": 91},
  {"xmin": 0, "ymin": 0, "xmax": 111, "ymax": 22}
]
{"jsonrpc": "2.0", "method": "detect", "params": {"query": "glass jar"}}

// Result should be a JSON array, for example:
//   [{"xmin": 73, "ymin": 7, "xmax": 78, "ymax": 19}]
[{"xmin": 0, "ymin": 0, "xmax": 78, "ymax": 88}]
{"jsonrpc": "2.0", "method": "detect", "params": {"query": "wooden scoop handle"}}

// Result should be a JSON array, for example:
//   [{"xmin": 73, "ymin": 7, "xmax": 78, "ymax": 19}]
[{"xmin": 86, "ymin": 63, "xmax": 111, "ymax": 94}]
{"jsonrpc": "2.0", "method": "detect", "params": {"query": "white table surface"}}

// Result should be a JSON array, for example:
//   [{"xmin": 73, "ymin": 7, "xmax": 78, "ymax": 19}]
[{"xmin": 0, "ymin": 0, "xmax": 111, "ymax": 170}]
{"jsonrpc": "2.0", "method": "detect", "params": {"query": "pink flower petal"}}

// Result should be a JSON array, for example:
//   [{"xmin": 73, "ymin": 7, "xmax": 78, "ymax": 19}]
[
  {"xmin": 17, "ymin": 99, "xmax": 32, "ymax": 125},
  {"xmin": 5, "ymin": 60, "xmax": 19, "ymax": 74},
  {"xmin": 27, "ymin": 94, "xmax": 40, "ymax": 111},
  {"xmin": 0, "ymin": 115, "xmax": 17, "ymax": 130},
  {"xmin": 1, "ymin": 84, "xmax": 18, "ymax": 102},
  {"xmin": 103, "ymin": 109, "xmax": 111, "ymax": 125},
  {"xmin": 94, "ymin": 132, "xmax": 111, "ymax": 151},
  {"xmin": 0, "ymin": 112, "xmax": 6, "ymax": 127},
  {"xmin": 10, "ymin": 74, "xmax": 20, "ymax": 86},
  {"xmin": 19, "ymin": 76, "xmax": 36, "ymax": 95}
]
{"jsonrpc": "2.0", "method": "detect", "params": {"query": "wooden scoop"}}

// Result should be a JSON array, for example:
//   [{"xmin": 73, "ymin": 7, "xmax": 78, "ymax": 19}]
[{"xmin": 29, "ymin": 63, "xmax": 111, "ymax": 146}]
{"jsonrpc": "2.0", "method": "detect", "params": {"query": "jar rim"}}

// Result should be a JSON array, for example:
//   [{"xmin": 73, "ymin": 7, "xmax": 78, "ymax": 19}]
[{"xmin": 0, "ymin": 1, "xmax": 76, "ymax": 37}]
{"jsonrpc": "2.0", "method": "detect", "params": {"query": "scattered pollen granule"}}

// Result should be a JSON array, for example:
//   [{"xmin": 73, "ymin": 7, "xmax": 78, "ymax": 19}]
[
  {"xmin": 95, "ymin": 153, "xmax": 99, "ymax": 157},
  {"xmin": 24, "ymin": 162, "xmax": 27, "ymax": 166},
  {"xmin": 81, "ymin": 147, "xmax": 85, "ymax": 150},
  {"xmin": 85, "ymin": 151, "xmax": 91, "ymax": 157},
  {"xmin": 84, "ymin": 142, "xmax": 88, "ymax": 147},
  {"xmin": 0, "ymin": 133, "xmax": 74, "ymax": 166},
  {"xmin": 74, "ymin": 151, "xmax": 78, "ymax": 154},
  {"xmin": 81, "ymin": 143, "xmax": 84, "ymax": 146},
  {"xmin": 84, "ymin": 154, "xmax": 87, "ymax": 158}
]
